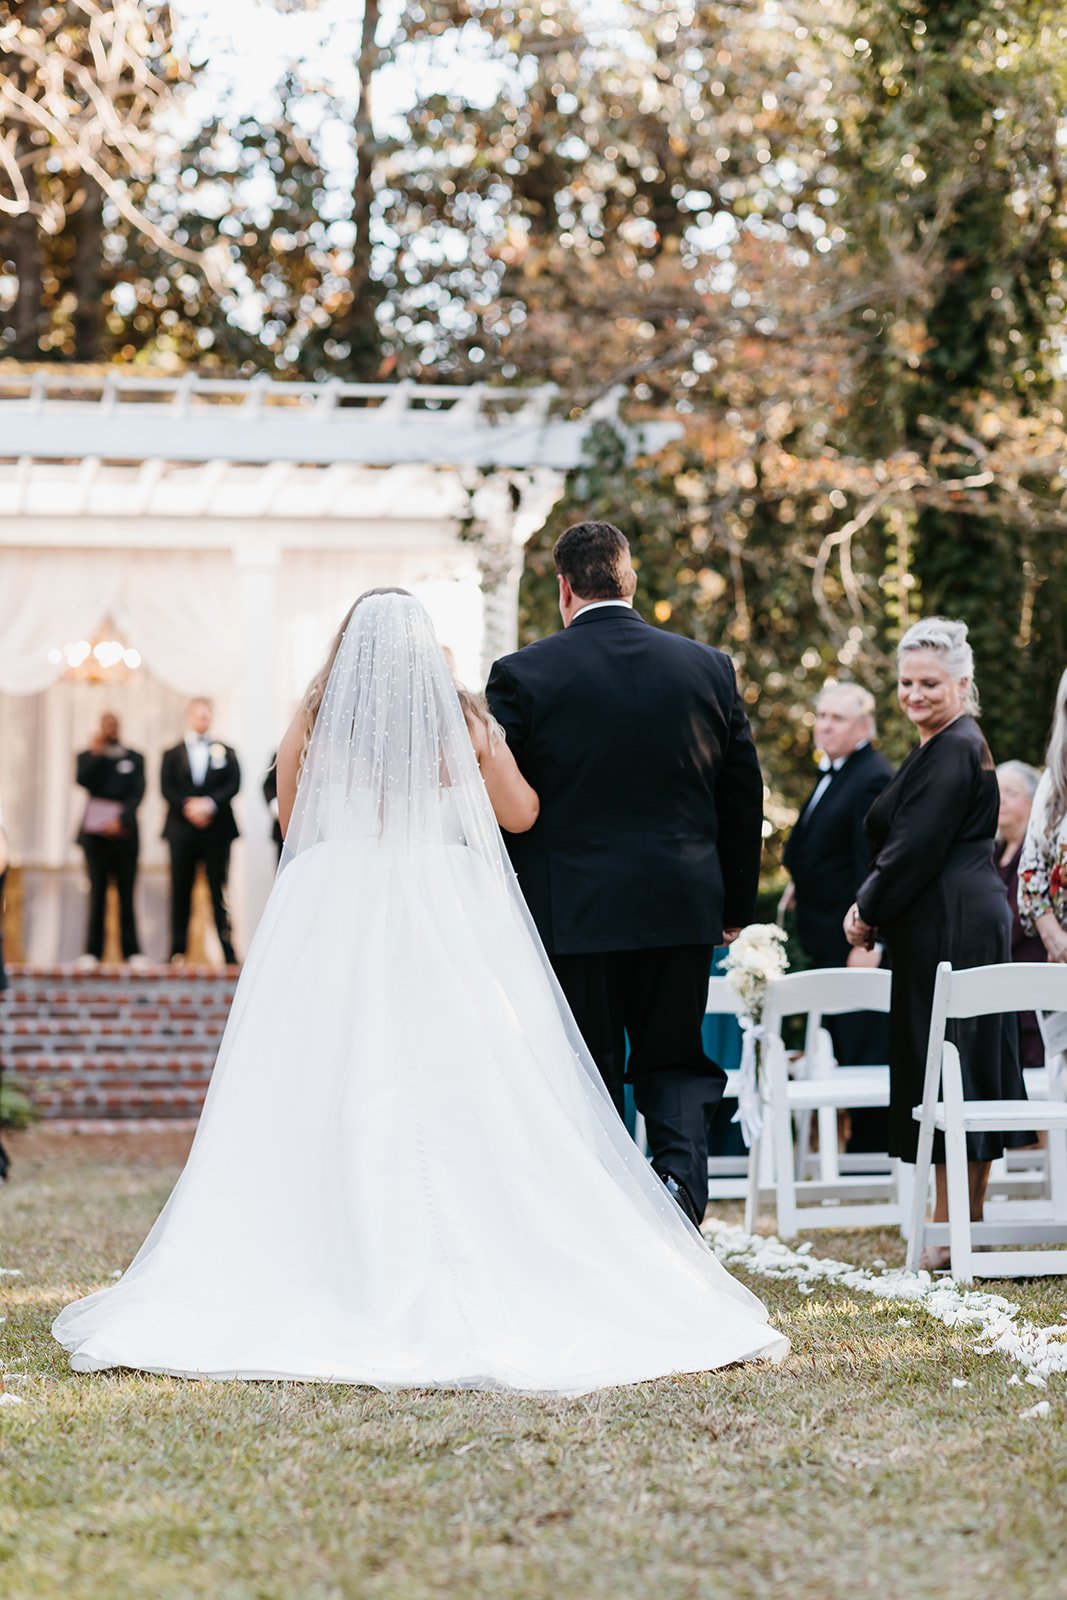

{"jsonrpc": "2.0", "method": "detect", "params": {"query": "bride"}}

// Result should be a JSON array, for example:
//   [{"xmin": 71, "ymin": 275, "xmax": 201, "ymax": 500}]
[{"xmin": 54, "ymin": 590, "xmax": 787, "ymax": 1393}]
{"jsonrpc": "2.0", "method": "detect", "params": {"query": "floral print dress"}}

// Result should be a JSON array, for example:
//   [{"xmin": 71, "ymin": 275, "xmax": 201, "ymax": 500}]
[{"xmin": 1019, "ymin": 770, "xmax": 1067, "ymax": 936}]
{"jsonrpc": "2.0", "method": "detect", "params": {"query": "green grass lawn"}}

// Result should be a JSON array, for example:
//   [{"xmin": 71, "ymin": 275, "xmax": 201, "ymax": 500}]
[{"xmin": 1, "ymin": 1130, "xmax": 1064, "ymax": 1600}]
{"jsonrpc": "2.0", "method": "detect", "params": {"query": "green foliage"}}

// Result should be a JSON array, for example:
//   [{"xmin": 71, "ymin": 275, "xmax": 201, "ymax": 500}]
[
  {"xmin": 520, "ymin": 423, "xmax": 913, "ymax": 861},
  {"xmin": 3, "ymin": 0, "xmax": 1067, "ymax": 781},
  {"xmin": 843, "ymin": 0, "xmax": 1067, "ymax": 764},
  {"xmin": 0, "ymin": 1079, "xmax": 37, "ymax": 1130}
]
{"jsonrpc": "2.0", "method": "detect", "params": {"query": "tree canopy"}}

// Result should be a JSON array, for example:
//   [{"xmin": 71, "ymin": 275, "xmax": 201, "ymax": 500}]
[{"xmin": 2, "ymin": 0, "xmax": 1066, "ymax": 836}]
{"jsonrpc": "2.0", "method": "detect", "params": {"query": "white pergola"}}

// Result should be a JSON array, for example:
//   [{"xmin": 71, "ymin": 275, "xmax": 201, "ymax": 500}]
[{"xmin": 0, "ymin": 370, "xmax": 678, "ymax": 949}]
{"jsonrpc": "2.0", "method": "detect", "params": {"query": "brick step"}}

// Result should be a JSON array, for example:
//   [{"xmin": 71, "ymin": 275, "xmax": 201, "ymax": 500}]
[
  {"xmin": 10, "ymin": 1068, "xmax": 214, "ymax": 1090},
  {"xmin": 6, "ymin": 964, "xmax": 239, "ymax": 981},
  {"xmin": 12, "ymin": 1075, "xmax": 215, "ymax": 1100},
  {"xmin": 2, "ymin": 965, "xmax": 233, "ymax": 1121},
  {"xmin": 3, "ymin": 1031, "xmax": 225, "ymax": 1053},
  {"xmin": 10, "ymin": 1053, "xmax": 218, "ymax": 1075},
  {"xmin": 28, "ymin": 1088, "xmax": 209, "ymax": 1119},
  {"xmin": 0, "ymin": 1007, "xmax": 233, "ymax": 1025},
  {"xmin": 2, "ymin": 987, "xmax": 237, "ymax": 1007}
]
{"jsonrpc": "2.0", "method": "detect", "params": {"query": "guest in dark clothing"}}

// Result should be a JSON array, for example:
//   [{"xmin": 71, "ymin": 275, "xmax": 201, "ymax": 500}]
[
  {"xmin": 782, "ymin": 680, "xmax": 893, "ymax": 1151},
  {"xmin": 161, "ymin": 698, "xmax": 240, "ymax": 966},
  {"xmin": 995, "ymin": 761, "xmax": 1046, "ymax": 1070},
  {"xmin": 845, "ymin": 618, "xmax": 1029, "ymax": 1271},
  {"xmin": 263, "ymin": 753, "xmax": 284, "ymax": 862},
  {"xmin": 75, "ymin": 713, "xmax": 146, "ymax": 966}
]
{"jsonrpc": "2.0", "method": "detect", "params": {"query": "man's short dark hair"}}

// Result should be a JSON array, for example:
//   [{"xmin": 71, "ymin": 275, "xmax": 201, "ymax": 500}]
[{"xmin": 552, "ymin": 521, "xmax": 634, "ymax": 600}]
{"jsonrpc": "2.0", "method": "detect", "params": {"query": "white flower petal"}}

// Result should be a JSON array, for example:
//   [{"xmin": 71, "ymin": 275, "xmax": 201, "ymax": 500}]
[{"xmin": 701, "ymin": 1219, "xmax": 1067, "ymax": 1385}]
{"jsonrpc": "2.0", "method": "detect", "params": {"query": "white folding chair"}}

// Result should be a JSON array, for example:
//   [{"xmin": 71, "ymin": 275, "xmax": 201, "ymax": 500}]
[
  {"xmin": 743, "ymin": 967, "xmax": 907, "ymax": 1238},
  {"xmin": 704, "ymin": 976, "xmax": 750, "ymax": 1200},
  {"xmin": 906, "ymin": 962, "xmax": 1067, "ymax": 1283}
]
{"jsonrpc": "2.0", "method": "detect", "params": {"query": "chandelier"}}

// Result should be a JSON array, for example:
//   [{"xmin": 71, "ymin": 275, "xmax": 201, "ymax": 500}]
[{"xmin": 48, "ymin": 630, "xmax": 143, "ymax": 684}]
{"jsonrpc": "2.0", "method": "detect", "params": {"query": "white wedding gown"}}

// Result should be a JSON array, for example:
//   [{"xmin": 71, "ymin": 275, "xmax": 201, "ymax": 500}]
[{"xmin": 54, "ymin": 596, "xmax": 787, "ymax": 1393}]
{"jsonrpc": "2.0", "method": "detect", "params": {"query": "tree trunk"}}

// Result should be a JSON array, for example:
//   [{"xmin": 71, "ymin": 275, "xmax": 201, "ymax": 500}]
[
  {"xmin": 71, "ymin": 178, "xmax": 105, "ymax": 361},
  {"xmin": 3, "ymin": 206, "xmax": 47, "ymax": 360},
  {"xmin": 332, "ymin": 0, "xmax": 385, "ymax": 377}
]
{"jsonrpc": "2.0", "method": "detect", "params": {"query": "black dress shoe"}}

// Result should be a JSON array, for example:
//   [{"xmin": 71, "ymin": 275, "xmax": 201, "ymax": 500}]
[{"xmin": 659, "ymin": 1171, "xmax": 700, "ymax": 1227}]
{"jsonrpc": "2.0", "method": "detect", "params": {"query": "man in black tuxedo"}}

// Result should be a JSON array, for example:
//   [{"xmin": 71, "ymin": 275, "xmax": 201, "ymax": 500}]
[
  {"xmin": 782, "ymin": 681, "xmax": 893, "ymax": 1147},
  {"xmin": 161, "ymin": 698, "xmax": 241, "ymax": 966},
  {"xmin": 262, "ymin": 752, "xmax": 284, "ymax": 862},
  {"xmin": 75, "ymin": 712, "xmax": 146, "ymax": 966},
  {"xmin": 487, "ymin": 521, "xmax": 763, "ymax": 1226}
]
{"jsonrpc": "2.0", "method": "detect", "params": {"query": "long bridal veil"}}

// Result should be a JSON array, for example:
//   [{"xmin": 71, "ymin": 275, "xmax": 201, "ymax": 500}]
[
  {"xmin": 53, "ymin": 592, "xmax": 785, "ymax": 1390},
  {"xmin": 283, "ymin": 591, "xmax": 760, "ymax": 1304}
]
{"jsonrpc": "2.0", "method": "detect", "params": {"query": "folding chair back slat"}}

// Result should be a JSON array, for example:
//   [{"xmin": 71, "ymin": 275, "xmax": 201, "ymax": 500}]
[
  {"xmin": 762, "ymin": 967, "xmax": 892, "ymax": 1025},
  {"xmin": 941, "ymin": 962, "xmax": 1067, "ymax": 1020}
]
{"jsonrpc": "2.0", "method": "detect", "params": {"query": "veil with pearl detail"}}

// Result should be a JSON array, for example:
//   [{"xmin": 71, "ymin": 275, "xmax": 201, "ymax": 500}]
[{"xmin": 53, "ymin": 592, "xmax": 786, "ymax": 1391}]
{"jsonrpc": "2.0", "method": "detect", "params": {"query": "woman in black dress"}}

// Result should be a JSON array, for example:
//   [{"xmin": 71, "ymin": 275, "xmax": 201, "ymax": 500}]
[{"xmin": 844, "ymin": 618, "xmax": 1028, "ymax": 1270}]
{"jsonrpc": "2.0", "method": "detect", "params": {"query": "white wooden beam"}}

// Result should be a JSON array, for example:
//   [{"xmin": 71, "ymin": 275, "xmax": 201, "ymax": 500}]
[
  {"xmin": 129, "ymin": 457, "xmax": 166, "ymax": 515},
  {"xmin": 0, "ymin": 372, "xmax": 677, "ymax": 473},
  {"xmin": 73, "ymin": 455, "xmax": 101, "ymax": 514}
]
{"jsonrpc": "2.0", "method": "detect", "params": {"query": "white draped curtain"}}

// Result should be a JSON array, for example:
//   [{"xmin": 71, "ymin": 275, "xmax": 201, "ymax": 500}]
[
  {"xmin": 0, "ymin": 549, "xmax": 239, "ymax": 697},
  {"xmin": 0, "ymin": 543, "xmax": 487, "ymax": 961},
  {"xmin": 0, "ymin": 549, "xmax": 244, "ymax": 961}
]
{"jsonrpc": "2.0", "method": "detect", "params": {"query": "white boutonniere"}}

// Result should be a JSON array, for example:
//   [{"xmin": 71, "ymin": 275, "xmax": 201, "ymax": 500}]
[{"xmin": 209, "ymin": 741, "xmax": 228, "ymax": 768}]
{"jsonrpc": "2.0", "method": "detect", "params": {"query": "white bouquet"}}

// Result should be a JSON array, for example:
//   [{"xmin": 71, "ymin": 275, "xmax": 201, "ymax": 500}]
[
  {"xmin": 722, "ymin": 923, "xmax": 789, "ymax": 1022},
  {"xmin": 722, "ymin": 924, "xmax": 789, "ymax": 1149}
]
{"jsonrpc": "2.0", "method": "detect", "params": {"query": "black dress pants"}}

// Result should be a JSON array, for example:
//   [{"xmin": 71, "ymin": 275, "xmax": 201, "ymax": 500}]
[
  {"xmin": 169, "ymin": 835, "xmax": 236, "ymax": 964},
  {"xmin": 82, "ymin": 838, "xmax": 140, "ymax": 959},
  {"xmin": 549, "ymin": 944, "xmax": 726, "ymax": 1221}
]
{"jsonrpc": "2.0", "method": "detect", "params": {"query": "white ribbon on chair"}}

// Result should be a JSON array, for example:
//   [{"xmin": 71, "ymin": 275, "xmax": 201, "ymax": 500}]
[
  {"xmin": 731, "ymin": 1015, "xmax": 763, "ymax": 1148},
  {"xmin": 732, "ymin": 1016, "xmax": 783, "ymax": 1149}
]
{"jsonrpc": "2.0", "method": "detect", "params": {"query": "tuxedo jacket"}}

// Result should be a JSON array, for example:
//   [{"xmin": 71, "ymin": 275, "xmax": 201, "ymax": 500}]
[
  {"xmin": 486, "ymin": 606, "xmax": 764, "ymax": 956},
  {"xmin": 75, "ymin": 747, "xmax": 146, "ymax": 846},
  {"xmin": 783, "ymin": 742, "xmax": 893, "ymax": 965},
  {"xmin": 262, "ymin": 753, "xmax": 283, "ymax": 848},
  {"xmin": 161, "ymin": 741, "xmax": 241, "ymax": 845}
]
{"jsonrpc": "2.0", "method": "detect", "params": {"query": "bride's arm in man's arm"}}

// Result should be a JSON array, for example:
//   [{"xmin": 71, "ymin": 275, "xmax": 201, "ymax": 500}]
[
  {"xmin": 275, "ymin": 716, "xmax": 304, "ymax": 839},
  {"xmin": 465, "ymin": 709, "xmax": 540, "ymax": 833}
]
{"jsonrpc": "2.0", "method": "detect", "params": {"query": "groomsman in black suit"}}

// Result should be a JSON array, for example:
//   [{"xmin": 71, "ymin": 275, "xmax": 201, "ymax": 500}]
[
  {"xmin": 75, "ymin": 712, "xmax": 146, "ymax": 966},
  {"xmin": 782, "ymin": 681, "xmax": 893, "ymax": 1146},
  {"xmin": 262, "ymin": 753, "xmax": 284, "ymax": 862},
  {"xmin": 161, "ymin": 699, "xmax": 240, "ymax": 966},
  {"xmin": 487, "ymin": 521, "xmax": 764, "ymax": 1226}
]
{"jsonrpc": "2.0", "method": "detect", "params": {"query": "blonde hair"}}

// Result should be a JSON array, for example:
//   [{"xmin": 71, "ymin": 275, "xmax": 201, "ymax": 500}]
[
  {"xmin": 296, "ymin": 588, "xmax": 488, "ymax": 767},
  {"xmin": 898, "ymin": 616, "xmax": 980, "ymax": 716}
]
